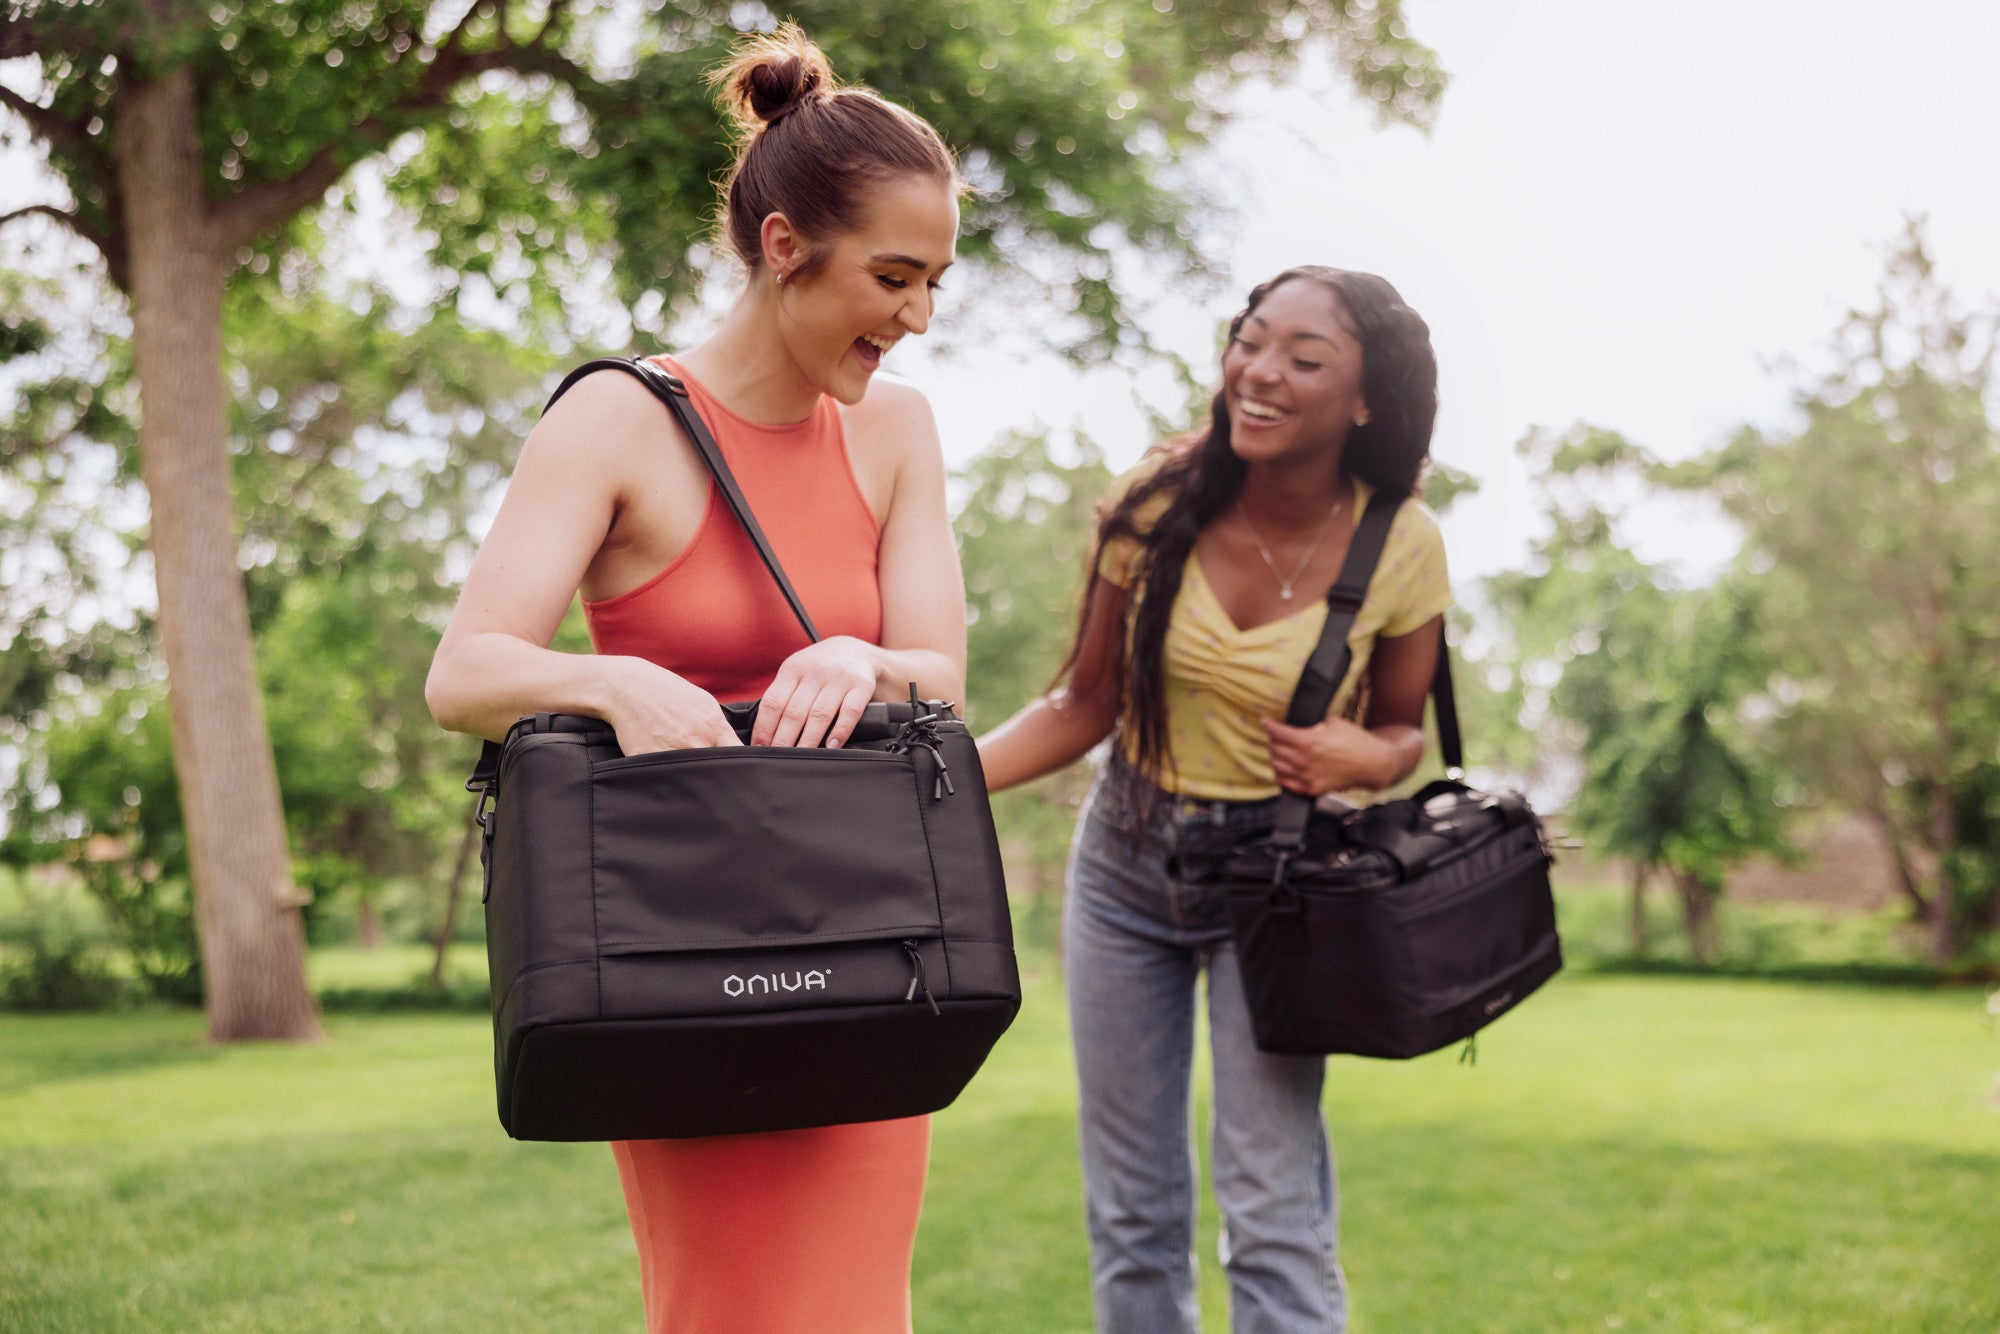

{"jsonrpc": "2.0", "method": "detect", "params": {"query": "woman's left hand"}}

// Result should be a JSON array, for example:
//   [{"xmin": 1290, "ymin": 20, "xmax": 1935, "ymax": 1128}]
[
  {"xmin": 753, "ymin": 636, "xmax": 882, "ymax": 748},
  {"xmin": 1261, "ymin": 716, "xmax": 1396, "ymax": 796}
]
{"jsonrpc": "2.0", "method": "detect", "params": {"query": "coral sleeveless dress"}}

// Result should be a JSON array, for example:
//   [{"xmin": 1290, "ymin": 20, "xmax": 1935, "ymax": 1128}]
[{"xmin": 583, "ymin": 357, "xmax": 930, "ymax": 1334}]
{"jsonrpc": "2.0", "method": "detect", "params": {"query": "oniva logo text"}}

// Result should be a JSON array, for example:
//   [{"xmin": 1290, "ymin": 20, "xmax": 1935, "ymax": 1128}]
[{"xmin": 723, "ymin": 969, "xmax": 831, "ymax": 997}]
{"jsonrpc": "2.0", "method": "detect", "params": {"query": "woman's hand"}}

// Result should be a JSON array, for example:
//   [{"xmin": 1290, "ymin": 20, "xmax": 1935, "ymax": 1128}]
[
  {"xmin": 752, "ymin": 635, "xmax": 882, "ymax": 748},
  {"xmin": 1261, "ymin": 715, "xmax": 1400, "ymax": 796},
  {"xmin": 598, "ymin": 655, "xmax": 741, "ymax": 755}
]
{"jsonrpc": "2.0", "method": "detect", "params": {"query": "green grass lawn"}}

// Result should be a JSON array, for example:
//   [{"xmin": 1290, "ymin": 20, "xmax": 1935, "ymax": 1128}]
[{"xmin": 3, "ymin": 968, "xmax": 1997, "ymax": 1332}]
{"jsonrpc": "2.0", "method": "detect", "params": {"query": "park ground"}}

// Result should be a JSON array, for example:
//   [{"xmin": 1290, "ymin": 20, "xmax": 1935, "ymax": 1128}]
[{"xmin": 3, "ymin": 944, "xmax": 1998, "ymax": 1332}]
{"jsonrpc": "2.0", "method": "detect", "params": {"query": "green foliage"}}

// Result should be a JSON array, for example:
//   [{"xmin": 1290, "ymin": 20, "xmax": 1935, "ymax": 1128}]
[
  {"xmin": 3, "ymin": 0, "xmax": 1446, "ymax": 1009},
  {"xmin": 3, "ymin": 678, "xmax": 205, "ymax": 1004},
  {"xmin": 1668, "ymin": 219, "xmax": 2000, "ymax": 960},
  {"xmin": 364, "ymin": 0, "xmax": 1445, "ymax": 355},
  {"xmin": 0, "ymin": 249, "xmax": 547, "ymax": 992},
  {"xmin": 955, "ymin": 426, "xmax": 1112, "ymax": 726},
  {"xmin": 1550, "ymin": 869, "xmax": 1950, "ymax": 984},
  {"xmin": 1480, "ymin": 424, "xmax": 1791, "ymax": 958},
  {"xmin": 953, "ymin": 426, "xmax": 1112, "ymax": 911},
  {"xmin": 1419, "ymin": 458, "xmax": 1479, "ymax": 515},
  {"xmin": 8, "ymin": 0, "xmax": 1443, "ymax": 352},
  {"xmin": 0, "ymin": 871, "xmax": 131, "ymax": 1011},
  {"xmin": 1569, "ymin": 583, "xmax": 1789, "ymax": 888},
  {"xmin": 0, "ymin": 272, "xmax": 145, "ymax": 734}
]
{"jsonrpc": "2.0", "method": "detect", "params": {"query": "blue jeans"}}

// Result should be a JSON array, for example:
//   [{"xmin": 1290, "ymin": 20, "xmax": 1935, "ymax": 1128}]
[{"xmin": 1065, "ymin": 756, "xmax": 1346, "ymax": 1333}]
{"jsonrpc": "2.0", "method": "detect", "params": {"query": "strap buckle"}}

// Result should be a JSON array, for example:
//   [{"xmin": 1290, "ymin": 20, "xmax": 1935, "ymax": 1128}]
[
  {"xmin": 627, "ymin": 354, "xmax": 688, "ymax": 397},
  {"xmin": 1324, "ymin": 586, "xmax": 1365, "ymax": 614}
]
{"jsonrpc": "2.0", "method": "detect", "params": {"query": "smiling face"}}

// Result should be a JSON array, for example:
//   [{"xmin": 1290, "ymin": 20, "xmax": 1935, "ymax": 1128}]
[
  {"xmin": 772, "ymin": 173, "xmax": 959, "ymax": 405},
  {"xmin": 1220, "ymin": 278, "xmax": 1370, "ymax": 467}
]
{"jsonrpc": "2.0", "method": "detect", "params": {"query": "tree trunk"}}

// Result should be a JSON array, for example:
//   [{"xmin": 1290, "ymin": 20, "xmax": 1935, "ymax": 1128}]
[
  {"xmin": 116, "ymin": 67, "xmax": 321, "ymax": 1042},
  {"xmin": 355, "ymin": 898, "xmax": 382, "ymax": 951},
  {"xmin": 1673, "ymin": 870, "xmax": 1721, "ymax": 965},
  {"xmin": 1866, "ymin": 801, "xmax": 1933, "ymax": 920},
  {"xmin": 431, "ymin": 819, "xmax": 479, "ymax": 988},
  {"xmin": 1927, "ymin": 783, "xmax": 1958, "ymax": 967},
  {"xmin": 1627, "ymin": 862, "xmax": 1650, "ymax": 957}
]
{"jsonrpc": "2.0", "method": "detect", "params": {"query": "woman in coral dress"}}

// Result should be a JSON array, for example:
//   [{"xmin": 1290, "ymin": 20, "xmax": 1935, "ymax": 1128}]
[{"xmin": 426, "ymin": 27, "xmax": 965, "ymax": 1332}]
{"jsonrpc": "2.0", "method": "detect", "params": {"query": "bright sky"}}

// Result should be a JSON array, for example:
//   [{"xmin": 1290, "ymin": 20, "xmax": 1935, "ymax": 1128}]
[{"xmin": 900, "ymin": 0, "xmax": 2000, "ymax": 588}]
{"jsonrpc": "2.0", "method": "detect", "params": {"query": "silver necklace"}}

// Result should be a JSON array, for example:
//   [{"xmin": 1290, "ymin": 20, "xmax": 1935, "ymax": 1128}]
[{"xmin": 1234, "ymin": 493, "xmax": 1347, "ymax": 601}]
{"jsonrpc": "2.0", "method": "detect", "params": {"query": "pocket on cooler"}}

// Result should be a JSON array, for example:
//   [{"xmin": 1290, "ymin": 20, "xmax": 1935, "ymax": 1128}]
[{"xmin": 589, "ymin": 747, "xmax": 945, "ymax": 950}]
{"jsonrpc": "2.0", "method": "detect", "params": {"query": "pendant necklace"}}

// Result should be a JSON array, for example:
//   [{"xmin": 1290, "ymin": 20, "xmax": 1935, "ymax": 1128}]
[{"xmin": 1234, "ymin": 492, "xmax": 1347, "ymax": 601}]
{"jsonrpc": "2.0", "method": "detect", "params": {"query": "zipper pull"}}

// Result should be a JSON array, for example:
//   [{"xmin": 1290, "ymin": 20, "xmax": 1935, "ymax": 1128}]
[
  {"xmin": 902, "ymin": 940, "xmax": 941, "ymax": 1016},
  {"xmin": 931, "ymin": 747, "xmax": 954, "ymax": 800}
]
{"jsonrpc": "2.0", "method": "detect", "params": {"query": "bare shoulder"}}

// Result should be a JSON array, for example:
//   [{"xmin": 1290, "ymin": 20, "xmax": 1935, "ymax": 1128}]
[
  {"xmin": 839, "ymin": 376, "xmax": 944, "ymax": 526},
  {"xmin": 841, "ymin": 374, "xmax": 940, "ymax": 457},
  {"xmin": 524, "ymin": 366, "xmax": 668, "ymax": 467}
]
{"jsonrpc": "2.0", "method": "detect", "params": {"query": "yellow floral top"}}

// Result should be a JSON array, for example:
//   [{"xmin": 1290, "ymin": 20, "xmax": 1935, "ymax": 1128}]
[{"xmin": 1096, "ymin": 460, "xmax": 1453, "ymax": 801}]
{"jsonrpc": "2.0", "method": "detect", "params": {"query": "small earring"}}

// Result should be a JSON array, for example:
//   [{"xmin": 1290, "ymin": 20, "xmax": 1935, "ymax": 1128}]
[
  {"xmin": 1354, "ymin": 410, "xmax": 1370, "ymax": 427},
  {"xmin": 775, "ymin": 269, "xmax": 787, "ymax": 286}
]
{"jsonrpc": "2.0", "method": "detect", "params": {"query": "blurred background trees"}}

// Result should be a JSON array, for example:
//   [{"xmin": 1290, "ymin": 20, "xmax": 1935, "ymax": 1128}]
[
  {"xmin": 1467, "ymin": 221, "xmax": 1998, "ymax": 973},
  {"xmin": 2, "ymin": 9, "xmax": 1996, "ymax": 1020},
  {"xmin": 0, "ymin": 1, "xmax": 1444, "ymax": 1025},
  {"xmin": 1669, "ymin": 222, "xmax": 2000, "ymax": 964}
]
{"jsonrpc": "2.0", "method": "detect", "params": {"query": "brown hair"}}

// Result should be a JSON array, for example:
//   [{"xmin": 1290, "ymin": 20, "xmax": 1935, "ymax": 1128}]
[{"xmin": 709, "ymin": 25, "xmax": 961, "ymax": 281}]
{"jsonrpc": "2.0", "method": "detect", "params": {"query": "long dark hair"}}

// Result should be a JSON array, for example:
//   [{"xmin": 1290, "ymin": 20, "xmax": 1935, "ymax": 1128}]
[{"xmin": 1060, "ymin": 266, "xmax": 1438, "ymax": 802}]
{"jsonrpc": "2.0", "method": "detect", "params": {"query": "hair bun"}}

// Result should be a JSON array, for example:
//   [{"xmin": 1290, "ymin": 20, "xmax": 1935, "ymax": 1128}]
[{"xmin": 715, "ymin": 24, "xmax": 834, "ymax": 132}]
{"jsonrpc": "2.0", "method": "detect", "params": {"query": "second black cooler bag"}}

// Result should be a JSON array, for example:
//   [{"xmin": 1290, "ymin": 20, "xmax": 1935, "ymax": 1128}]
[{"xmin": 1213, "ymin": 493, "xmax": 1561, "ymax": 1060}]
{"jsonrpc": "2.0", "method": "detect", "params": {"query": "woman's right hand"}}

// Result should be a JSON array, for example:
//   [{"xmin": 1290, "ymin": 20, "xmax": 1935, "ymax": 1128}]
[{"xmin": 595, "ymin": 656, "xmax": 742, "ymax": 755}]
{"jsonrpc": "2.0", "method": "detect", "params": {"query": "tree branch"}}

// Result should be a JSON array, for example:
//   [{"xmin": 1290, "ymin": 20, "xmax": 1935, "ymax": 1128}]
[
  {"xmin": 0, "ymin": 13, "xmax": 42, "ymax": 60},
  {"xmin": 0, "ymin": 201, "xmax": 110, "ymax": 254},
  {"xmin": 0, "ymin": 82, "xmax": 91, "ymax": 153},
  {"xmin": 210, "ymin": 25, "xmax": 590, "ymax": 251},
  {"xmin": 209, "ymin": 135, "xmax": 362, "ymax": 251},
  {"xmin": 0, "ymin": 202, "xmax": 72, "ymax": 229}
]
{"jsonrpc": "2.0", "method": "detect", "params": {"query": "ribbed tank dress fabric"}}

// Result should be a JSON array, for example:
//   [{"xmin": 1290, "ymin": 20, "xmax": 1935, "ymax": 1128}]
[{"xmin": 584, "ymin": 357, "xmax": 926, "ymax": 1334}]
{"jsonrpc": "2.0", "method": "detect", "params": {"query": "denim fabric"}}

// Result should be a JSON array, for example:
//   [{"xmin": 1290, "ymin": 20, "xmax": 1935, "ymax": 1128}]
[{"xmin": 1065, "ymin": 754, "xmax": 1346, "ymax": 1333}]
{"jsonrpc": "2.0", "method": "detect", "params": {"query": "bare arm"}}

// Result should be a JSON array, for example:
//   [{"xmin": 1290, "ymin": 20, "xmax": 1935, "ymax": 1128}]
[
  {"xmin": 751, "ymin": 381, "xmax": 966, "ymax": 746},
  {"xmin": 864, "ymin": 384, "xmax": 967, "ymax": 702},
  {"xmin": 976, "ymin": 576, "xmax": 1129, "ymax": 792},
  {"xmin": 425, "ymin": 371, "xmax": 737, "ymax": 751}
]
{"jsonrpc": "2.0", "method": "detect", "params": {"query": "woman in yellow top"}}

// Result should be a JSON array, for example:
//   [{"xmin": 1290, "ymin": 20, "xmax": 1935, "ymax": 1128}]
[{"xmin": 979, "ymin": 265, "xmax": 1448, "ymax": 1333}]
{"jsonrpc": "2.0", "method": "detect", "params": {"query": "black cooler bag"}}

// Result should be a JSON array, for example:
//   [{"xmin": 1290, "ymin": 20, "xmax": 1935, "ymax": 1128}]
[
  {"xmin": 1221, "ymin": 780, "xmax": 1560, "ymax": 1058},
  {"xmin": 1214, "ymin": 492, "xmax": 1561, "ymax": 1060},
  {"xmin": 474, "ymin": 702, "xmax": 1019, "ymax": 1140},
  {"xmin": 463, "ymin": 357, "xmax": 1019, "ymax": 1140}
]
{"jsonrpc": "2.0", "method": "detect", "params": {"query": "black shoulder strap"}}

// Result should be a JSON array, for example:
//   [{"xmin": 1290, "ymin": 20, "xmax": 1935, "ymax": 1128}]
[
  {"xmin": 544, "ymin": 356, "xmax": 822, "ymax": 644},
  {"xmin": 1267, "ymin": 493, "xmax": 1463, "ymax": 851},
  {"xmin": 467, "ymin": 356, "xmax": 825, "ymax": 798},
  {"xmin": 1432, "ymin": 633, "xmax": 1464, "ymax": 775},
  {"xmin": 1280, "ymin": 495, "xmax": 1400, "ymax": 728}
]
